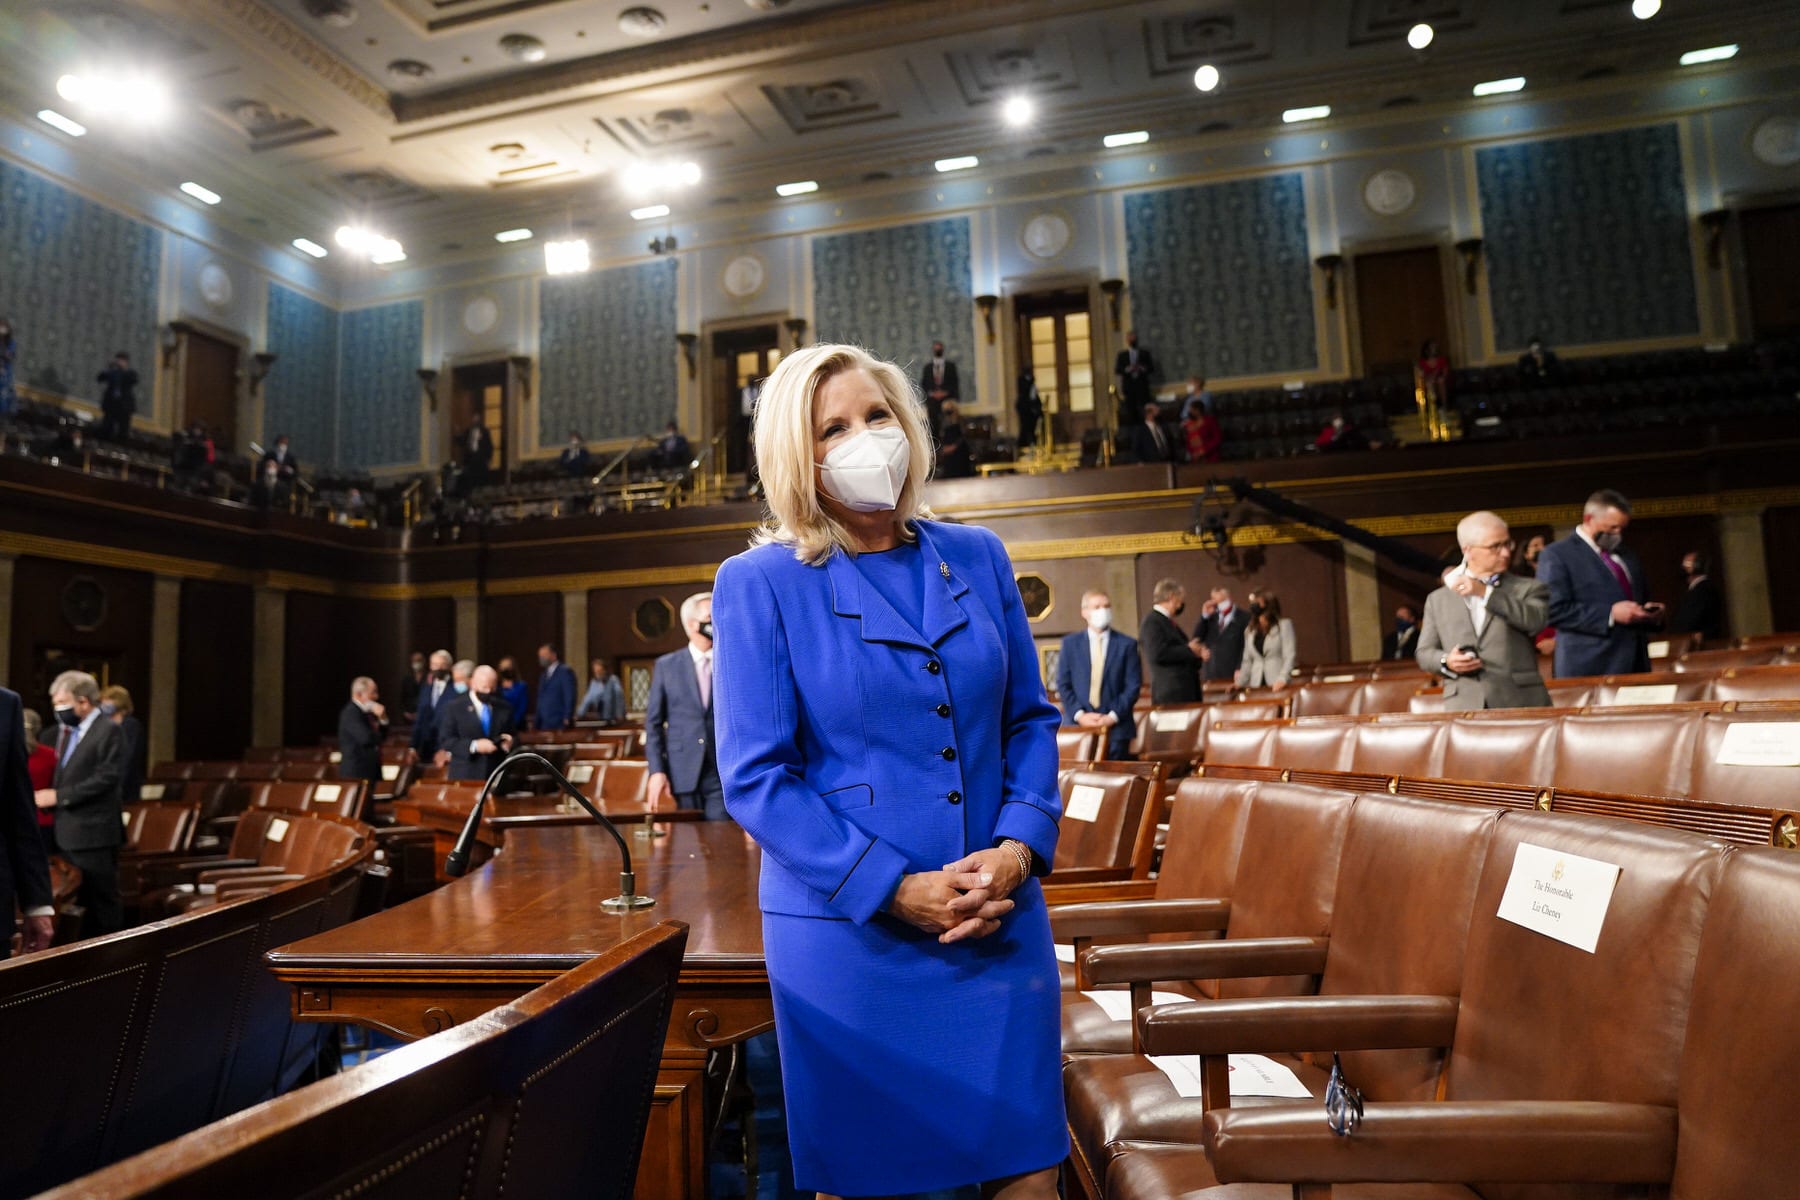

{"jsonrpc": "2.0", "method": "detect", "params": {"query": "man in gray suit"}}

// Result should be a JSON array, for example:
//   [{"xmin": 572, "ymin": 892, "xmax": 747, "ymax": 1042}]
[
  {"xmin": 645, "ymin": 591, "xmax": 726, "ymax": 821},
  {"xmin": 1417, "ymin": 511, "xmax": 1552, "ymax": 711},
  {"xmin": 35, "ymin": 670, "xmax": 125, "ymax": 935}
]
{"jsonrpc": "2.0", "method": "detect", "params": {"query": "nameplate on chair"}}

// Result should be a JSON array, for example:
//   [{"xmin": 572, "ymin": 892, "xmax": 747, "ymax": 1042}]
[
  {"xmin": 1496, "ymin": 842, "xmax": 1621, "ymax": 953},
  {"xmin": 267, "ymin": 817, "xmax": 291, "ymax": 843},
  {"xmin": 1054, "ymin": 943, "xmax": 1076, "ymax": 963},
  {"xmin": 122, "ymin": 811, "xmax": 134, "ymax": 829},
  {"xmin": 1646, "ymin": 640, "xmax": 1672, "ymax": 659},
  {"xmin": 1321, "ymin": 674, "xmax": 1356, "ymax": 683},
  {"xmin": 312, "ymin": 784, "xmax": 342, "ymax": 804},
  {"xmin": 328, "ymin": 751, "xmax": 342, "ymax": 763},
  {"xmin": 140, "ymin": 783, "xmax": 165, "ymax": 800},
  {"xmin": 1150, "ymin": 710, "xmax": 1196, "ymax": 733},
  {"xmin": 1613, "ymin": 684, "xmax": 1678, "ymax": 705},
  {"xmin": 381, "ymin": 765, "xmax": 400, "ymax": 781},
  {"xmin": 568, "ymin": 763, "xmax": 595, "ymax": 784},
  {"xmin": 1150, "ymin": 1053, "xmax": 1313, "ymax": 1099},
  {"xmin": 1715, "ymin": 721, "xmax": 1800, "ymax": 767},
  {"xmin": 1064, "ymin": 784, "xmax": 1105, "ymax": 823}
]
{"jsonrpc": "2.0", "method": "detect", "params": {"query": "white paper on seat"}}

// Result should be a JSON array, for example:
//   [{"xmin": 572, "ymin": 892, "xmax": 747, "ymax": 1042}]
[
  {"xmin": 1496, "ymin": 841, "xmax": 1621, "ymax": 953},
  {"xmin": 1613, "ymin": 684, "xmax": 1678, "ymax": 705},
  {"xmin": 1149, "ymin": 1053, "xmax": 1314, "ymax": 1099},
  {"xmin": 140, "ymin": 783, "xmax": 165, "ymax": 800},
  {"xmin": 1647, "ymin": 640, "xmax": 1671, "ymax": 659},
  {"xmin": 381, "ymin": 764, "xmax": 400, "ymax": 781},
  {"xmin": 328, "ymin": 751, "xmax": 342, "ymax": 763},
  {"xmin": 1065, "ymin": 784, "xmax": 1105, "ymax": 823},
  {"xmin": 1080, "ymin": 990, "xmax": 1192, "ymax": 1022},
  {"xmin": 1151, "ymin": 710, "xmax": 1196, "ymax": 733},
  {"xmin": 267, "ymin": 817, "xmax": 290, "ymax": 843},
  {"xmin": 1054, "ymin": 943, "xmax": 1076, "ymax": 963},
  {"xmin": 1716, "ymin": 721, "xmax": 1800, "ymax": 767},
  {"xmin": 568, "ymin": 763, "xmax": 595, "ymax": 783},
  {"xmin": 313, "ymin": 783, "xmax": 342, "ymax": 803}
]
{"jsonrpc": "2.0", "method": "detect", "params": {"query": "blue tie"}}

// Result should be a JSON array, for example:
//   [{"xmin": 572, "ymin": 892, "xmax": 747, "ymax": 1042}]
[
  {"xmin": 479, "ymin": 705, "xmax": 491, "ymax": 736},
  {"xmin": 60, "ymin": 726, "xmax": 81, "ymax": 766}
]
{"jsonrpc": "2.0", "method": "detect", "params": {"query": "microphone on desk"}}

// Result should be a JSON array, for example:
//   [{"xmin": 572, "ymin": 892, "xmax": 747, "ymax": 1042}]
[{"xmin": 443, "ymin": 751, "xmax": 656, "ymax": 912}]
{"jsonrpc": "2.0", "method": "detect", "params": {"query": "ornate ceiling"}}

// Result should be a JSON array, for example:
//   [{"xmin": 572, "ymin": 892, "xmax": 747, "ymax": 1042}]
[{"xmin": 0, "ymin": 0, "xmax": 1791, "ymax": 272}]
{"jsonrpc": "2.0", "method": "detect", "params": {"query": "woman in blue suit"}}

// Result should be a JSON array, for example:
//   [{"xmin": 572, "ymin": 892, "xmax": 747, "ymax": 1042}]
[{"xmin": 712, "ymin": 343, "xmax": 1066, "ymax": 1199}]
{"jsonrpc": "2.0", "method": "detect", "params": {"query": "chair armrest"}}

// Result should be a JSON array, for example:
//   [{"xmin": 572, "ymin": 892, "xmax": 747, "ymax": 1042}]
[
  {"xmin": 1050, "ymin": 898, "xmax": 1231, "ymax": 940},
  {"xmin": 1041, "ymin": 878, "xmax": 1158, "ymax": 906},
  {"xmin": 1086, "ymin": 936, "xmax": 1329, "ymax": 987},
  {"xmin": 1139, "ymin": 995, "xmax": 1459, "ymax": 1057},
  {"xmin": 1206, "ymin": 1101, "xmax": 1677, "ymax": 1186},
  {"xmin": 135, "ymin": 856, "xmax": 258, "ymax": 888},
  {"xmin": 195, "ymin": 865, "xmax": 287, "ymax": 886},
  {"xmin": 213, "ymin": 874, "xmax": 304, "ymax": 897}
]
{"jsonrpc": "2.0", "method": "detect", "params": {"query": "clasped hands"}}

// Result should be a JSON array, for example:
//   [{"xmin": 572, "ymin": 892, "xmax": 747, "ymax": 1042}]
[
  {"xmin": 1074, "ymin": 710, "xmax": 1116, "ymax": 730},
  {"xmin": 890, "ymin": 845, "xmax": 1028, "ymax": 945}
]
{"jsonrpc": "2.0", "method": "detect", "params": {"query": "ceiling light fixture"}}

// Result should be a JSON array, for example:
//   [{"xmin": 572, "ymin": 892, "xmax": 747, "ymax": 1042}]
[
  {"xmin": 1001, "ymin": 95, "xmax": 1034, "ymax": 127},
  {"xmin": 55, "ymin": 72, "xmax": 170, "ymax": 123},
  {"xmin": 1103, "ymin": 130, "xmax": 1150, "ymax": 148},
  {"xmin": 1407, "ymin": 22, "xmax": 1434, "ymax": 50},
  {"xmin": 1193, "ymin": 64, "xmax": 1221, "ymax": 92},
  {"xmin": 1282, "ymin": 105, "xmax": 1331, "ymax": 124},
  {"xmin": 335, "ymin": 225, "xmax": 404, "ymax": 264},
  {"xmin": 35, "ymin": 109, "xmax": 86, "ymax": 137},
  {"xmin": 369, "ymin": 239, "xmax": 406, "ymax": 265},
  {"xmin": 1679, "ymin": 44, "xmax": 1738, "ymax": 66},
  {"xmin": 1472, "ymin": 76, "xmax": 1526, "ymax": 96},
  {"xmin": 1631, "ymin": 0, "xmax": 1661, "ymax": 18},
  {"xmin": 775, "ymin": 180, "xmax": 819, "ymax": 196},
  {"xmin": 544, "ymin": 238, "xmax": 590, "ymax": 275},
  {"xmin": 291, "ymin": 238, "xmax": 328, "ymax": 259},
  {"xmin": 624, "ymin": 161, "xmax": 702, "ymax": 194},
  {"xmin": 179, "ymin": 181, "xmax": 221, "ymax": 206},
  {"xmin": 630, "ymin": 204, "xmax": 671, "ymax": 220},
  {"xmin": 494, "ymin": 227, "xmax": 534, "ymax": 243},
  {"xmin": 934, "ymin": 155, "xmax": 979, "ymax": 172}
]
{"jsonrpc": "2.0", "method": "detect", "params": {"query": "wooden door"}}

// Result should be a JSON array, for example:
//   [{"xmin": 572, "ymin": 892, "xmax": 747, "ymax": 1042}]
[
  {"xmin": 1740, "ymin": 203, "xmax": 1800, "ymax": 339},
  {"xmin": 450, "ymin": 361, "xmax": 509, "ymax": 480},
  {"xmin": 709, "ymin": 326, "xmax": 780, "ymax": 475},
  {"xmin": 183, "ymin": 329, "xmax": 239, "ymax": 451},
  {"xmin": 1354, "ymin": 247, "xmax": 1451, "ymax": 379},
  {"xmin": 1014, "ymin": 288, "xmax": 1096, "ymax": 446}
]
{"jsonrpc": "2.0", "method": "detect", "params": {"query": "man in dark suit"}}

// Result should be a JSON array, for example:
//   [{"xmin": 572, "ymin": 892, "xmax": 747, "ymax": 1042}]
[
  {"xmin": 534, "ymin": 643, "xmax": 576, "ymax": 732},
  {"xmin": 336, "ymin": 676, "xmax": 388, "ymax": 782},
  {"xmin": 1015, "ymin": 370, "xmax": 1044, "ymax": 453},
  {"xmin": 1198, "ymin": 586, "xmax": 1251, "ymax": 683},
  {"xmin": 655, "ymin": 422, "xmax": 693, "ymax": 472},
  {"xmin": 40, "ymin": 671, "xmax": 124, "ymax": 936},
  {"xmin": 461, "ymin": 416, "xmax": 494, "ymax": 494},
  {"xmin": 410, "ymin": 649, "xmax": 454, "ymax": 760},
  {"xmin": 645, "ymin": 591, "xmax": 725, "ymax": 820},
  {"xmin": 260, "ymin": 433, "xmax": 300, "ymax": 484},
  {"xmin": 439, "ymin": 664, "xmax": 516, "ymax": 782},
  {"xmin": 1055, "ymin": 590, "xmax": 1143, "ymax": 760},
  {"xmin": 1114, "ymin": 331, "xmax": 1155, "ymax": 426},
  {"xmin": 1536, "ymin": 489, "xmax": 1661, "ymax": 678},
  {"xmin": 1669, "ymin": 550, "xmax": 1724, "ymax": 642},
  {"xmin": 1138, "ymin": 578, "xmax": 1205, "ymax": 704},
  {"xmin": 96, "ymin": 351, "xmax": 139, "ymax": 442},
  {"xmin": 398, "ymin": 650, "xmax": 426, "ymax": 721},
  {"xmin": 1382, "ymin": 604, "xmax": 1421, "ymax": 661},
  {"xmin": 559, "ymin": 431, "xmax": 592, "ymax": 477},
  {"xmin": 1127, "ymin": 403, "xmax": 1176, "ymax": 464},
  {"xmin": 2, "ymin": 687, "xmax": 54, "ymax": 959},
  {"xmin": 920, "ymin": 341, "xmax": 960, "ymax": 442},
  {"xmin": 1517, "ymin": 335, "xmax": 1560, "ymax": 387}
]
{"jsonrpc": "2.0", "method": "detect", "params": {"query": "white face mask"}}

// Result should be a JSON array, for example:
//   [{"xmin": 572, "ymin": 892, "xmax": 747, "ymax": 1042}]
[
  {"xmin": 818, "ymin": 425, "xmax": 910, "ymax": 513},
  {"xmin": 1086, "ymin": 607, "xmax": 1113, "ymax": 632}
]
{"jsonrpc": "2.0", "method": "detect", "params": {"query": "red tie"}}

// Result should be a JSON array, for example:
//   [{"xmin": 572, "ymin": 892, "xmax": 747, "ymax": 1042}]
[{"xmin": 1599, "ymin": 548, "xmax": 1633, "ymax": 597}]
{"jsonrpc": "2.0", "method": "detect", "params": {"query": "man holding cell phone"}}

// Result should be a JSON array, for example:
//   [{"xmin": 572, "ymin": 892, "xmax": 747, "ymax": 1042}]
[{"xmin": 1417, "ymin": 510, "xmax": 1552, "ymax": 710}]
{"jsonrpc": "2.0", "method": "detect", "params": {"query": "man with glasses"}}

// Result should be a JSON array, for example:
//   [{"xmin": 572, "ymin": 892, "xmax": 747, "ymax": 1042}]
[{"xmin": 1416, "ymin": 510, "xmax": 1552, "ymax": 710}]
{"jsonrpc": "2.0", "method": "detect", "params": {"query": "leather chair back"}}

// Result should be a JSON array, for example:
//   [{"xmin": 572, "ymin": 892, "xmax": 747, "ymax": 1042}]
[
  {"xmin": 1286, "ymin": 680, "xmax": 1363, "ymax": 718},
  {"xmin": 1269, "ymin": 723, "xmax": 1354, "ymax": 772},
  {"xmin": 599, "ymin": 760, "xmax": 650, "ymax": 809},
  {"xmin": 1544, "ymin": 678, "xmax": 1596, "ymax": 708},
  {"xmin": 569, "ymin": 741, "xmax": 625, "ymax": 761},
  {"xmin": 1153, "ymin": 778, "xmax": 1258, "ymax": 902},
  {"xmin": 1553, "ymin": 712, "xmax": 1699, "ymax": 798},
  {"xmin": 226, "ymin": 809, "xmax": 278, "ymax": 859},
  {"xmin": 1219, "ymin": 699, "xmax": 1285, "ymax": 725},
  {"xmin": 1442, "ymin": 717, "xmax": 1557, "ymax": 784},
  {"xmin": 124, "ymin": 803, "xmax": 197, "ymax": 855},
  {"xmin": 191, "ymin": 761, "xmax": 240, "ymax": 782},
  {"xmin": 1203, "ymin": 722, "xmax": 1279, "ymax": 767},
  {"xmin": 1057, "ymin": 725, "xmax": 1106, "ymax": 762},
  {"xmin": 1053, "ymin": 770, "xmax": 1150, "ymax": 872},
  {"xmin": 1588, "ymin": 672, "xmax": 1714, "ymax": 707},
  {"xmin": 1134, "ymin": 704, "xmax": 1210, "ymax": 768},
  {"xmin": 1706, "ymin": 664, "xmax": 1800, "ymax": 702},
  {"xmin": 1308, "ymin": 663, "xmax": 1373, "ymax": 682},
  {"xmin": 1687, "ymin": 713, "xmax": 1800, "ymax": 811},
  {"xmin": 281, "ymin": 746, "xmax": 334, "ymax": 763},
  {"xmin": 1408, "ymin": 687, "xmax": 1447, "ymax": 714},
  {"xmin": 1674, "ymin": 646, "xmax": 1791, "ymax": 673},
  {"xmin": 241, "ymin": 747, "xmax": 283, "ymax": 764},
  {"xmin": 1349, "ymin": 721, "xmax": 1447, "ymax": 778},
  {"xmin": 1353, "ymin": 675, "xmax": 1434, "ymax": 715},
  {"xmin": 276, "ymin": 761, "xmax": 331, "ymax": 782},
  {"xmin": 149, "ymin": 761, "xmax": 198, "ymax": 782}
]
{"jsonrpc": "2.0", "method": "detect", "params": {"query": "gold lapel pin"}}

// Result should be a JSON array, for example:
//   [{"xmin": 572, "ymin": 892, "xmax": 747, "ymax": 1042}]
[{"xmin": 940, "ymin": 562, "xmax": 950, "ymax": 579}]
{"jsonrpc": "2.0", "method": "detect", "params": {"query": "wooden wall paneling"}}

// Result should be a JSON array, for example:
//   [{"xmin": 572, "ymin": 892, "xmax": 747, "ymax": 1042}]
[
  {"xmin": 588, "ymin": 586, "xmax": 696, "ymax": 669},
  {"xmin": 8, "ymin": 555, "xmax": 154, "ymax": 730},
  {"xmin": 1765, "ymin": 507, "xmax": 1800, "ymax": 636},
  {"xmin": 176, "ymin": 580, "xmax": 253, "ymax": 761},
  {"xmin": 1004, "ymin": 557, "xmax": 1113, "ymax": 639},
  {"xmin": 1619, "ymin": 515, "xmax": 1725, "ymax": 620},
  {"xmin": 482, "ymin": 593, "xmax": 563, "ymax": 724},
  {"xmin": 1134, "ymin": 540, "xmax": 1350, "ymax": 666},
  {"xmin": 282, "ymin": 592, "xmax": 341, "ymax": 748}
]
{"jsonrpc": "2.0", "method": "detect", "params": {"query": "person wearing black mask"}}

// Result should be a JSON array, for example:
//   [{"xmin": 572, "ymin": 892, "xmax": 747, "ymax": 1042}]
[
  {"xmin": 645, "ymin": 591, "xmax": 726, "ymax": 820},
  {"xmin": 1383, "ymin": 604, "xmax": 1420, "ymax": 661},
  {"xmin": 1669, "ymin": 550, "xmax": 1724, "ymax": 642},
  {"xmin": 36, "ymin": 671, "xmax": 124, "ymax": 935},
  {"xmin": 1114, "ymin": 330, "xmax": 1156, "ymax": 426},
  {"xmin": 398, "ymin": 651, "xmax": 427, "ymax": 721},
  {"xmin": 1139, "ymin": 578, "xmax": 1206, "ymax": 703},
  {"xmin": 441, "ymin": 664, "xmax": 516, "ymax": 781},
  {"xmin": 96, "ymin": 352, "xmax": 138, "ymax": 442},
  {"xmin": 409, "ymin": 649, "xmax": 455, "ymax": 759}
]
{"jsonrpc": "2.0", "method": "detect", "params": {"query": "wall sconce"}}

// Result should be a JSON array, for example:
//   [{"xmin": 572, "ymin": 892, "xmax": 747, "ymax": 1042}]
[
  {"xmin": 1454, "ymin": 238, "xmax": 1484, "ymax": 295},
  {"xmin": 1314, "ymin": 255, "xmax": 1344, "ymax": 309},
  {"xmin": 974, "ymin": 294, "xmax": 999, "ymax": 344},
  {"xmin": 675, "ymin": 332, "xmax": 698, "ymax": 379},
  {"xmin": 508, "ymin": 355, "xmax": 533, "ymax": 405},
  {"xmin": 783, "ymin": 317, "xmax": 808, "ymax": 346},
  {"xmin": 160, "ymin": 324, "xmax": 180, "ymax": 368},
  {"xmin": 416, "ymin": 367, "xmax": 440, "ymax": 413},
  {"xmin": 1098, "ymin": 279, "xmax": 1125, "ymax": 331},
  {"xmin": 1699, "ymin": 209, "xmax": 1731, "ymax": 270},
  {"xmin": 250, "ymin": 352, "xmax": 278, "ymax": 389}
]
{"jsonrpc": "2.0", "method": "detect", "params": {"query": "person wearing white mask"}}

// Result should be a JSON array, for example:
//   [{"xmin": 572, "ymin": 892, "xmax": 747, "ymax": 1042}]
[
  {"xmin": 711, "ymin": 343, "xmax": 1066, "ymax": 1200},
  {"xmin": 1054, "ymin": 590, "xmax": 1141, "ymax": 759}
]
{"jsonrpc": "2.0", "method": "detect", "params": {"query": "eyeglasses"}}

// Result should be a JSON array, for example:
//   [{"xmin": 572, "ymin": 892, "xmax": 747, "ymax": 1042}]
[{"xmin": 1470, "ymin": 538, "xmax": 1515, "ymax": 553}]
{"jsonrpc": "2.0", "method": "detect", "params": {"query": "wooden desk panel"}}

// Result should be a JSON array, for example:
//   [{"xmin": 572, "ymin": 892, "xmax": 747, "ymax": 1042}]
[{"xmin": 268, "ymin": 821, "xmax": 771, "ymax": 1200}]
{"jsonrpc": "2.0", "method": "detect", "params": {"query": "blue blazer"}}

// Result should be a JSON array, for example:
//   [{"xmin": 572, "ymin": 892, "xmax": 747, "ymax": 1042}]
[
  {"xmin": 713, "ymin": 521, "xmax": 1063, "ymax": 924},
  {"xmin": 1055, "ymin": 628, "xmax": 1141, "ymax": 753},
  {"xmin": 1537, "ymin": 533, "xmax": 1651, "ymax": 678},
  {"xmin": 535, "ymin": 661, "xmax": 577, "ymax": 731},
  {"xmin": 643, "ymin": 647, "xmax": 713, "ymax": 794},
  {"xmin": 410, "ymin": 678, "xmax": 451, "ymax": 755}
]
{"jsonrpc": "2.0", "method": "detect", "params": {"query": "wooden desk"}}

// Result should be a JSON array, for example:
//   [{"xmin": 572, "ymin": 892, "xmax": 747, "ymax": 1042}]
[{"xmin": 268, "ymin": 821, "xmax": 769, "ymax": 1200}]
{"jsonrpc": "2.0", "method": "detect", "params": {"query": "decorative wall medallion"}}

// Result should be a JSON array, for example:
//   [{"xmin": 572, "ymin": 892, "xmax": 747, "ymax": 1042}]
[
  {"xmin": 61, "ymin": 577, "xmax": 107, "ymax": 633},
  {"xmin": 1021, "ymin": 212, "xmax": 1073, "ymax": 260},
  {"xmin": 198, "ymin": 262, "xmax": 234, "ymax": 308},
  {"xmin": 1750, "ymin": 115, "xmax": 1800, "ymax": 167},
  {"xmin": 1015, "ymin": 573, "xmax": 1053, "ymax": 622},
  {"xmin": 721, "ymin": 254, "xmax": 766, "ymax": 299},
  {"xmin": 632, "ymin": 597, "xmax": 675, "ymax": 641},
  {"xmin": 386, "ymin": 58, "xmax": 434, "ymax": 83},
  {"xmin": 1363, "ymin": 168, "xmax": 1417, "ymax": 217},
  {"xmin": 462, "ymin": 296, "xmax": 500, "ymax": 335}
]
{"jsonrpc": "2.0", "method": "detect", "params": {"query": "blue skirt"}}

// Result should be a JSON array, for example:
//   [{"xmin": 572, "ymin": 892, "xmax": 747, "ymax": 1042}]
[{"xmin": 761, "ymin": 882, "xmax": 1068, "ymax": 1196}]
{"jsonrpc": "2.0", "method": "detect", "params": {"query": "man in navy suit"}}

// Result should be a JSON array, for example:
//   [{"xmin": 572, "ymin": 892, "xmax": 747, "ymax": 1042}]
[
  {"xmin": 1536, "ymin": 489, "xmax": 1662, "ymax": 678},
  {"xmin": 1055, "ymin": 590, "xmax": 1142, "ymax": 760},
  {"xmin": 646, "ymin": 591, "xmax": 726, "ymax": 820},
  {"xmin": 534, "ymin": 643, "xmax": 576, "ymax": 732},
  {"xmin": 43, "ymin": 670, "xmax": 125, "ymax": 936},
  {"xmin": 410, "ymin": 649, "xmax": 454, "ymax": 760},
  {"xmin": 439, "ymin": 664, "xmax": 516, "ymax": 781},
  {"xmin": 1198, "ymin": 586, "xmax": 1251, "ymax": 683},
  {"xmin": 2, "ymin": 687, "xmax": 54, "ymax": 958}
]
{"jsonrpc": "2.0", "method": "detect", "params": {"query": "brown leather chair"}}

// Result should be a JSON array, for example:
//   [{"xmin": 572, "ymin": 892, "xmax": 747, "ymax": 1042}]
[
  {"xmin": 1553, "ymin": 711, "xmax": 1700, "ymax": 798},
  {"xmin": 1134, "ymin": 705, "xmax": 1210, "ymax": 775},
  {"xmin": 1674, "ymin": 646, "xmax": 1792, "ymax": 672},
  {"xmin": 569, "ymin": 741, "xmax": 625, "ymax": 761},
  {"xmin": 190, "ymin": 761, "xmax": 241, "ymax": 782},
  {"xmin": 1307, "ymin": 663, "xmax": 1374, "ymax": 682},
  {"xmin": 1544, "ymin": 677, "xmax": 1598, "ymax": 708},
  {"xmin": 122, "ymin": 802, "xmax": 198, "ymax": 855},
  {"xmin": 1053, "ymin": 770, "xmax": 1156, "ymax": 879},
  {"xmin": 1352, "ymin": 674, "xmax": 1434, "ymax": 715},
  {"xmin": 148, "ymin": 761, "xmax": 198, "ymax": 783},
  {"xmin": 1706, "ymin": 664, "xmax": 1800, "ymax": 703},
  {"xmin": 1202, "ymin": 722, "xmax": 1280, "ymax": 768},
  {"xmin": 1059, "ymin": 725, "xmax": 1108, "ymax": 762},
  {"xmin": 1588, "ymin": 671, "xmax": 1715, "ymax": 707},
  {"xmin": 1285, "ymin": 680, "xmax": 1364, "ymax": 718},
  {"xmin": 598, "ymin": 760, "xmax": 651, "ymax": 810},
  {"xmin": 1686, "ymin": 711, "xmax": 1800, "ymax": 812},
  {"xmin": 1349, "ymin": 720, "xmax": 1447, "ymax": 778},
  {"xmin": 241, "ymin": 747, "xmax": 283, "ymax": 764},
  {"xmin": 1268, "ymin": 723, "xmax": 1353, "ymax": 773},
  {"xmin": 277, "ymin": 761, "xmax": 333, "ymax": 782},
  {"xmin": 1440, "ymin": 716, "xmax": 1558, "ymax": 785}
]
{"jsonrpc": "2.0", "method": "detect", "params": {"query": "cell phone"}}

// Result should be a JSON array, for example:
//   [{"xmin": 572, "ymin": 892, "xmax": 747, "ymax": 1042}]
[
  {"xmin": 1642, "ymin": 602, "xmax": 1666, "ymax": 615},
  {"xmin": 1455, "ymin": 644, "xmax": 1479, "ymax": 655}
]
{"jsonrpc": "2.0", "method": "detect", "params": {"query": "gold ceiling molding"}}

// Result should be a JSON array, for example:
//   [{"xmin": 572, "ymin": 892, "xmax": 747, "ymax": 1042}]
[{"xmin": 217, "ymin": 0, "xmax": 390, "ymax": 117}]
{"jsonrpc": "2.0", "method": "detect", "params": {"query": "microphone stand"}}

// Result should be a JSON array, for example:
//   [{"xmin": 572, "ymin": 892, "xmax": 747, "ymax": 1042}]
[{"xmin": 444, "ymin": 751, "xmax": 655, "ymax": 912}]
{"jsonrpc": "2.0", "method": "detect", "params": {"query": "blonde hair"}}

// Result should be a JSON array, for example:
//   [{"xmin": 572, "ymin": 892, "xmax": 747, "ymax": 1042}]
[
  {"xmin": 100, "ymin": 684, "xmax": 134, "ymax": 714},
  {"xmin": 750, "ymin": 343, "xmax": 935, "ymax": 564}
]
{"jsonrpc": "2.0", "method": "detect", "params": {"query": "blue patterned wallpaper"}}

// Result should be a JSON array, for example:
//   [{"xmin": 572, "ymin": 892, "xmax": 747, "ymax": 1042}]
[
  {"xmin": 539, "ymin": 259, "xmax": 679, "ymax": 443},
  {"xmin": 1477, "ymin": 124, "xmax": 1698, "ymax": 350},
  {"xmin": 337, "ymin": 299, "xmax": 424, "ymax": 468},
  {"xmin": 813, "ymin": 217, "xmax": 972, "ymax": 379},
  {"xmin": 263, "ymin": 283, "xmax": 339, "ymax": 463},
  {"xmin": 1124, "ymin": 173, "xmax": 1317, "ymax": 380},
  {"xmin": 0, "ymin": 159, "xmax": 161, "ymax": 401}
]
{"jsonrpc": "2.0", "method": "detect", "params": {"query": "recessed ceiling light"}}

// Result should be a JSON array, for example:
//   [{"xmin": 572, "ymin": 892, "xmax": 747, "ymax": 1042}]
[
  {"xmin": 1631, "ymin": 0, "xmax": 1661, "ymax": 18},
  {"xmin": 1679, "ymin": 44, "xmax": 1738, "ymax": 65},
  {"xmin": 494, "ymin": 227, "xmax": 534, "ymax": 243},
  {"xmin": 1193, "ymin": 64, "xmax": 1221, "ymax": 92},
  {"xmin": 55, "ymin": 72, "xmax": 170, "ymax": 123},
  {"xmin": 775, "ymin": 180, "xmax": 819, "ymax": 196},
  {"xmin": 1103, "ymin": 130, "xmax": 1149, "ymax": 148},
  {"xmin": 631, "ymin": 204, "xmax": 671, "ymax": 220},
  {"xmin": 544, "ymin": 238, "xmax": 590, "ymax": 274},
  {"xmin": 1001, "ymin": 96, "xmax": 1034, "ymax": 127},
  {"xmin": 370, "ymin": 238, "xmax": 406, "ymax": 265},
  {"xmin": 934, "ymin": 155, "xmax": 979, "ymax": 172},
  {"xmin": 624, "ymin": 161, "xmax": 701, "ymax": 194},
  {"xmin": 1407, "ymin": 22, "xmax": 1434, "ymax": 50},
  {"xmin": 1472, "ymin": 77, "xmax": 1526, "ymax": 96},
  {"xmin": 179, "ymin": 181, "xmax": 222, "ymax": 205},
  {"xmin": 36, "ymin": 109, "xmax": 86, "ymax": 136},
  {"xmin": 1282, "ymin": 105, "xmax": 1331, "ymax": 124},
  {"xmin": 292, "ymin": 238, "xmax": 328, "ymax": 258}
]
